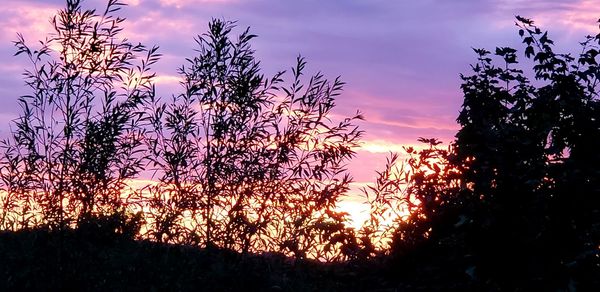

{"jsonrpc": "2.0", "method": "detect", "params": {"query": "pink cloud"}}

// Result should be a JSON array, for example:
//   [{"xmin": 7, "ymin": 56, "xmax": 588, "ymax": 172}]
[
  {"xmin": 123, "ymin": 0, "xmax": 142, "ymax": 6},
  {"xmin": 159, "ymin": 0, "xmax": 235, "ymax": 9},
  {"xmin": 365, "ymin": 113, "xmax": 459, "ymax": 132},
  {"xmin": 489, "ymin": 0, "xmax": 600, "ymax": 34},
  {"xmin": 337, "ymin": 90, "xmax": 460, "ymax": 145},
  {"xmin": 535, "ymin": 0, "xmax": 600, "ymax": 33},
  {"xmin": 0, "ymin": 3, "xmax": 58, "ymax": 43},
  {"xmin": 154, "ymin": 74, "xmax": 182, "ymax": 86},
  {"xmin": 120, "ymin": 11, "xmax": 199, "ymax": 41}
]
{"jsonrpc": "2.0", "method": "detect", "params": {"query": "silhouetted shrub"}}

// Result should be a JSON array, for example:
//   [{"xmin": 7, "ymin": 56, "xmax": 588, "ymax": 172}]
[
  {"xmin": 360, "ymin": 15, "xmax": 600, "ymax": 291},
  {"xmin": 367, "ymin": 16, "xmax": 600, "ymax": 290},
  {"xmin": 0, "ymin": 0, "xmax": 365, "ymax": 263},
  {"xmin": 361, "ymin": 138, "xmax": 461, "ymax": 256},
  {"xmin": 451, "ymin": 16, "xmax": 600, "ymax": 289},
  {"xmin": 142, "ymin": 19, "xmax": 364, "ymax": 261},
  {"xmin": 0, "ymin": 0, "xmax": 158, "ymax": 232},
  {"xmin": 76, "ymin": 210, "xmax": 143, "ymax": 241}
]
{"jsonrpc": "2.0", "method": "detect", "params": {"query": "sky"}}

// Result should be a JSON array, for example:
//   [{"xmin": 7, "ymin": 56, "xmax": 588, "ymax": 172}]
[{"xmin": 1, "ymin": 0, "xmax": 599, "ymax": 226}]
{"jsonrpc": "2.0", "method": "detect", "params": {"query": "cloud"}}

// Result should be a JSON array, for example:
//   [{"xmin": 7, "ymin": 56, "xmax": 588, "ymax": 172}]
[
  {"xmin": 366, "ymin": 113, "xmax": 459, "ymax": 132},
  {"xmin": 484, "ymin": 0, "xmax": 600, "ymax": 34},
  {"xmin": 0, "ymin": 3, "xmax": 57, "ymax": 43},
  {"xmin": 119, "ymin": 10, "xmax": 199, "ymax": 42},
  {"xmin": 159, "ymin": 0, "xmax": 235, "ymax": 9},
  {"xmin": 123, "ymin": 0, "xmax": 142, "ymax": 6},
  {"xmin": 531, "ymin": 0, "xmax": 600, "ymax": 33},
  {"xmin": 155, "ymin": 74, "xmax": 181, "ymax": 86},
  {"xmin": 359, "ymin": 140, "xmax": 408, "ymax": 154}
]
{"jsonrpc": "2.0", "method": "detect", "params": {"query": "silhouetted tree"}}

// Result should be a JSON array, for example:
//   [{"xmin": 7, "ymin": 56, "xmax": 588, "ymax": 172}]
[
  {"xmin": 0, "ymin": 0, "xmax": 157, "ymax": 232},
  {"xmin": 360, "ymin": 16, "xmax": 599, "ymax": 290},
  {"xmin": 450, "ymin": 16, "xmax": 599, "ymax": 289},
  {"xmin": 142, "ymin": 19, "xmax": 364, "ymax": 260}
]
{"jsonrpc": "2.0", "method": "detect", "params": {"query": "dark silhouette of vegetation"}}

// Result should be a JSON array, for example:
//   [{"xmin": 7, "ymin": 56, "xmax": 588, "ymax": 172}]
[
  {"xmin": 0, "ymin": 228, "xmax": 380, "ymax": 291},
  {"xmin": 0, "ymin": 0, "xmax": 363, "ymax": 262},
  {"xmin": 360, "ymin": 138, "xmax": 461, "ymax": 256},
  {"xmin": 363, "ymin": 16, "xmax": 599, "ymax": 291},
  {"xmin": 141, "ymin": 19, "xmax": 363, "ymax": 260},
  {"xmin": 0, "ymin": 0, "xmax": 598, "ymax": 290},
  {"xmin": 0, "ymin": 0, "xmax": 156, "ymax": 232},
  {"xmin": 450, "ymin": 16, "xmax": 599, "ymax": 290}
]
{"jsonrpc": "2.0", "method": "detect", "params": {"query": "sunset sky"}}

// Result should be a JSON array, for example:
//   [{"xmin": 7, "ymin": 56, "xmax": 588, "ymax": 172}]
[{"xmin": 1, "ymin": 0, "xmax": 599, "ymax": 226}]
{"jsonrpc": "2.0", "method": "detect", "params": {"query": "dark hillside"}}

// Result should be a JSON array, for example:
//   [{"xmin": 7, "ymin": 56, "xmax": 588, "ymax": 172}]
[
  {"xmin": 0, "ymin": 228, "xmax": 517, "ymax": 291},
  {"xmin": 0, "ymin": 228, "xmax": 381, "ymax": 291}
]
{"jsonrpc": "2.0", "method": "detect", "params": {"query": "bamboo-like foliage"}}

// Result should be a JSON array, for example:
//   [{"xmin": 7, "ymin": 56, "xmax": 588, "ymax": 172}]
[
  {"xmin": 143, "ymin": 20, "xmax": 364, "ymax": 260},
  {"xmin": 0, "ymin": 0, "xmax": 367, "ymax": 262},
  {"xmin": 0, "ymin": 0, "xmax": 158, "ymax": 231}
]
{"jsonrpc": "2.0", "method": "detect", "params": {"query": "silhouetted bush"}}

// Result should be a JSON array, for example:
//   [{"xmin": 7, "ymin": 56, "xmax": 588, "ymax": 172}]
[
  {"xmin": 0, "ymin": 0, "xmax": 364, "ymax": 263},
  {"xmin": 451, "ymin": 16, "xmax": 600, "ymax": 290},
  {"xmin": 360, "ymin": 138, "xmax": 461, "ymax": 256},
  {"xmin": 368, "ymin": 16, "xmax": 600, "ymax": 290},
  {"xmin": 142, "ymin": 19, "xmax": 363, "ymax": 260},
  {"xmin": 0, "ymin": 0, "xmax": 158, "ymax": 231}
]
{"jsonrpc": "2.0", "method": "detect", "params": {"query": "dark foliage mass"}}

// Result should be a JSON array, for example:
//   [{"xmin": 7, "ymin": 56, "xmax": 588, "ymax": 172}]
[
  {"xmin": 452, "ymin": 16, "xmax": 600, "ymax": 290},
  {"xmin": 373, "ymin": 16, "xmax": 600, "ymax": 291},
  {"xmin": 354, "ymin": 15, "xmax": 600, "ymax": 291},
  {"xmin": 0, "ymin": 0, "xmax": 598, "ymax": 291},
  {"xmin": 0, "ymin": 228, "xmax": 378, "ymax": 291}
]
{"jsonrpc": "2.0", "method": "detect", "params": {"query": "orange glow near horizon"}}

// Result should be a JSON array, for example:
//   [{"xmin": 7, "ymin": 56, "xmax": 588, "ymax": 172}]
[{"xmin": 0, "ymin": 173, "xmax": 408, "ymax": 244}]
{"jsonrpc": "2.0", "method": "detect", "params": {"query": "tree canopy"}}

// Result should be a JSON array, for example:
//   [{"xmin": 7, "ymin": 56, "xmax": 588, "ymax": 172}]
[{"xmin": 365, "ymin": 15, "xmax": 600, "ymax": 290}]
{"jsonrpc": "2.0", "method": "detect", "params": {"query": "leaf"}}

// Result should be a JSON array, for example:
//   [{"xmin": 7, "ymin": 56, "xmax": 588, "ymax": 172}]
[{"xmin": 525, "ymin": 46, "xmax": 534, "ymax": 58}]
